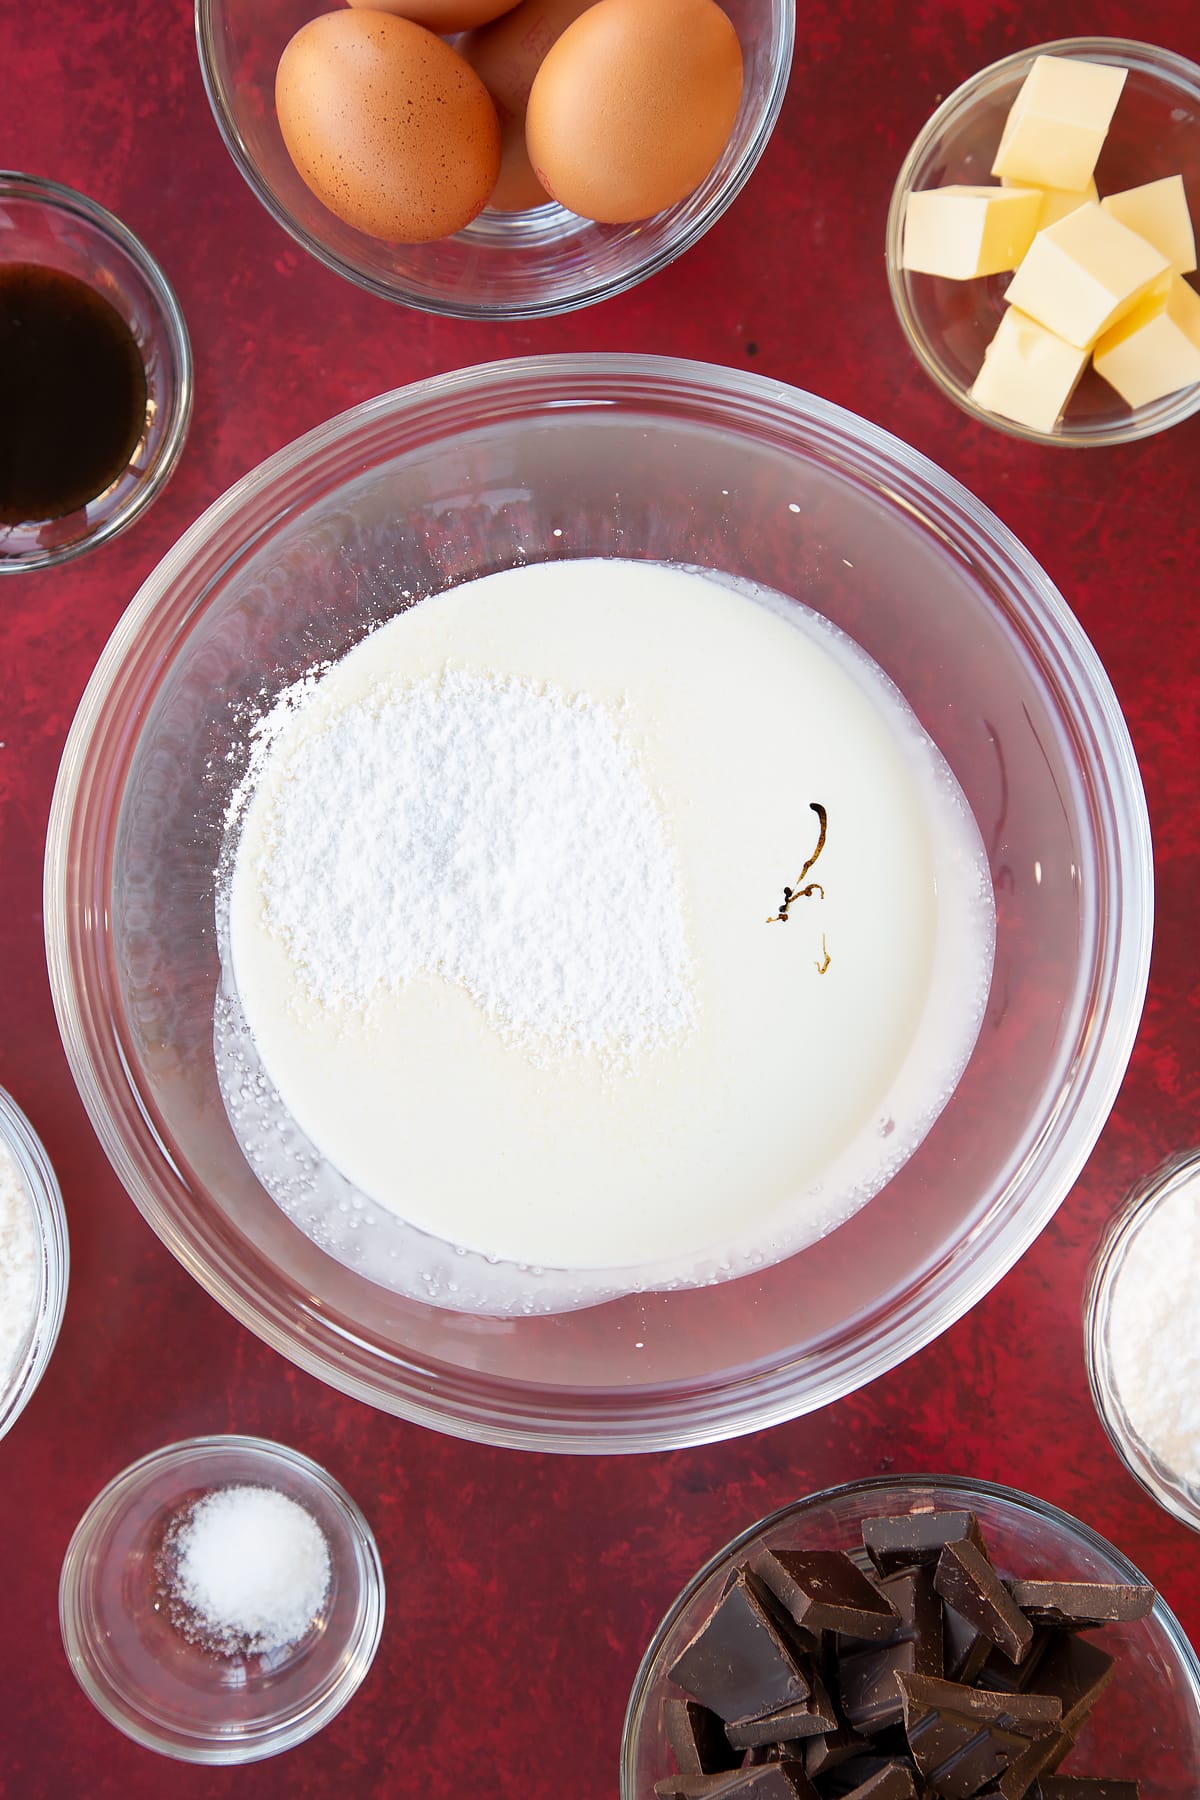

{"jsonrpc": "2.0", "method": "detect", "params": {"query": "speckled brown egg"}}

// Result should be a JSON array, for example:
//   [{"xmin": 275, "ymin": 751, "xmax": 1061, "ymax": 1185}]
[
  {"xmin": 524, "ymin": 0, "xmax": 744, "ymax": 224},
  {"xmin": 459, "ymin": 0, "xmax": 595, "ymax": 213},
  {"xmin": 346, "ymin": 0, "xmax": 520, "ymax": 30},
  {"xmin": 275, "ymin": 10, "xmax": 501, "ymax": 243}
]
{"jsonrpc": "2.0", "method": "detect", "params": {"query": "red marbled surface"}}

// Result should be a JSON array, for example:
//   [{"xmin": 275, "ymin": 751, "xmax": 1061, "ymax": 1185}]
[{"xmin": 2, "ymin": 2, "xmax": 1199, "ymax": 1795}]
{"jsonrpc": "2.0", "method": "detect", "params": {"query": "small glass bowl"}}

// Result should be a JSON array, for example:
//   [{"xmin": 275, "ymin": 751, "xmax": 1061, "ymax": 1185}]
[
  {"xmin": 885, "ymin": 37, "xmax": 1200, "ymax": 446},
  {"xmin": 195, "ymin": 0, "xmax": 794, "ymax": 319},
  {"xmin": 0, "ymin": 172, "xmax": 192, "ymax": 571},
  {"xmin": 0, "ymin": 1085, "xmax": 69, "ymax": 1442},
  {"xmin": 621, "ymin": 1475, "xmax": 1200, "ymax": 1798},
  {"xmin": 59, "ymin": 1435, "xmax": 385, "ymax": 1763},
  {"xmin": 1085, "ymin": 1148, "xmax": 1200, "ymax": 1533}
]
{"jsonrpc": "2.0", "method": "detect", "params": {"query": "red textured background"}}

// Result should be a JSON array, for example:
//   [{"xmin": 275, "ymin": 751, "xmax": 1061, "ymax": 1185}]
[{"xmin": 2, "ymin": 2, "xmax": 1200, "ymax": 1795}]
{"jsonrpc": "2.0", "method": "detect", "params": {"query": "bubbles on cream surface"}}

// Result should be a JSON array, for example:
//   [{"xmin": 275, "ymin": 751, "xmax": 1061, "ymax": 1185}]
[{"xmin": 214, "ymin": 558, "xmax": 995, "ymax": 1315}]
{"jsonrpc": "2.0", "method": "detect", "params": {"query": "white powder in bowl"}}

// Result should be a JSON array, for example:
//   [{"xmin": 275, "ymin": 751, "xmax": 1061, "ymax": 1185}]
[
  {"xmin": 165, "ymin": 1484, "xmax": 332, "ymax": 1656},
  {"xmin": 0, "ymin": 1137, "xmax": 38, "ymax": 1385},
  {"xmin": 1108, "ymin": 1167, "xmax": 1200, "ymax": 1487}
]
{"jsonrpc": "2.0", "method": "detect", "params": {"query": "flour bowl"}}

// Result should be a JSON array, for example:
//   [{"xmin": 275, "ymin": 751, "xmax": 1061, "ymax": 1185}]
[
  {"xmin": 44, "ymin": 354, "xmax": 1151, "ymax": 1451},
  {"xmin": 0, "ymin": 1085, "xmax": 69, "ymax": 1442},
  {"xmin": 1085, "ymin": 1147, "xmax": 1200, "ymax": 1534}
]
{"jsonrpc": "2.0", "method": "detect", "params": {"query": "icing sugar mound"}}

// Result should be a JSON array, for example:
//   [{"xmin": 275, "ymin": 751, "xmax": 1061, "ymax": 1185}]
[{"xmin": 248, "ymin": 668, "xmax": 693, "ymax": 1063}]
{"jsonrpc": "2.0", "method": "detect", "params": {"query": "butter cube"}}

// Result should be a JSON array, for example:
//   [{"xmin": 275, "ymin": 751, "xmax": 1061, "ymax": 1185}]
[
  {"xmin": 970, "ymin": 306, "xmax": 1090, "ymax": 432},
  {"xmin": 1001, "ymin": 174, "xmax": 1097, "ymax": 230},
  {"xmin": 902, "ymin": 185, "xmax": 1043, "ymax": 278},
  {"xmin": 1005, "ymin": 201, "xmax": 1170, "ymax": 347},
  {"xmin": 1100, "ymin": 175, "xmax": 1197, "ymax": 275},
  {"xmin": 1093, "ymin": 274, "xmax": 1200, "ymax": 407},
  {"xmin": 992, "ymin": 55, "xmax": 1126, "ymax": 192}
]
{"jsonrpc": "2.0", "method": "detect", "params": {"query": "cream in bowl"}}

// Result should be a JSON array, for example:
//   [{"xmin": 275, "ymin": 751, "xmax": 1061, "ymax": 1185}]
[{"xmin": 217, "ymin": 556, "xmax": 994, "ymax": 1314}]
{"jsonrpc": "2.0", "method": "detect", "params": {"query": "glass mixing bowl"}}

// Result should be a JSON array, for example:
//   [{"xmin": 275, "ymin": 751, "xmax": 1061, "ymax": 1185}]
[
  {"xmin": 885, "ymin": 37, "xmax": 1200, "ymax": 446},
  {"xmin": 621, "ymin": 1475, "xmax": 1200, "ymax": 1797},
  {"xmin": 195, "ymin": 0, "xmax": 794, "ymax": 319},
  {"xmin": 44, "ymin": 354, "xmax": 1151, "ymax": 1452}
]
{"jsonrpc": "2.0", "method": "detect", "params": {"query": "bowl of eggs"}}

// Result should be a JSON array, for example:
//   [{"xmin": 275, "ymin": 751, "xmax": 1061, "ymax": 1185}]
[{"xmin": 195, "ymin": 0, "xmax": 794, "ymax": 318}]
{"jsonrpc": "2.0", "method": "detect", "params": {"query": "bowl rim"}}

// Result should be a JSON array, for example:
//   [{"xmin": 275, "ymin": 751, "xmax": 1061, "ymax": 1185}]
[
  {"xmin": 619, "ymin": 1471, "xmax": 1200, "ymax": 1794},
  {"xmin": 1084, "ymin": 1146, "xmax": 1200, "ymax": 1534},
  {"xmin": 884, "ymin": 35, "xmax": 1200, "ymax": 448},
  {"xmin": 0, "ymin": 170, "xmax": 193, "ymax": 571},
  {"xmin": 193, "ymin": 0, "xmax": 796, "ymax": 320},
  {"xmin": 0, "ymin": 1084, "xmax": 69, "ymax": 1442},
  {"xmin": 43, "ymin": 352, "xmax": 1153, "ymax": 1452},
  {"xmin": 58, "ymin": 1432, "xmax": 386, "ymax": 1764}
]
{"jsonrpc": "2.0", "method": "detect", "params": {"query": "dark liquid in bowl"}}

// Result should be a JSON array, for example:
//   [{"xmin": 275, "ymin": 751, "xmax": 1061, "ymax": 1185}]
[{"xmin": 0, "ymin": 263, "xmax": 147, "ymax": 526}]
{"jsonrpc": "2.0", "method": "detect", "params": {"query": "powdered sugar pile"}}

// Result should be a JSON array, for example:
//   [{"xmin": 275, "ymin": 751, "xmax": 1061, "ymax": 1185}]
[
  {"xmin": 0, "ymin": 1138, "xmax": 38, "ymax": 1384},
  {"xmin": 243, "ymin": 667, "xmax": 692, "ymax": 1063}
]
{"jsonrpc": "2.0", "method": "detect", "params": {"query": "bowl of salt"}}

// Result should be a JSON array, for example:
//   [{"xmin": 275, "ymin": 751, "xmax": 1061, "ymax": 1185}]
[{"xmin": 58, "ymin": 1434, "xmax": 384, "ymax": 1762}]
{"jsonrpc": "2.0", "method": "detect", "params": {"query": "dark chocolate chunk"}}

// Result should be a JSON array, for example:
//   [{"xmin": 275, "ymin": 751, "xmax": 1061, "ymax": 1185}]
[
  {"xmin": 943, "ymin": 1602, "xmax": 991, "ymax": 1687},
  {"xmin": 669, "ymin": 1571, "xmax": 812, "ymax": 1723},
  {"xmin": 975, "ymin": 1628, "xmax": 1052, "ymax": 1696},
  {"xmin": 862, "ymin": 1511, "xmax": 984, "ymax": 1575},
  {"xmin": 654, "ymin": 1774, "xmax": 747, "ymax": 1799},
  {"xmin": 839, "ymin": 1765, "xmax": 919, "ymax": 1800},
  {"xmin": 1033, "ymin": 1783, "xmax": 1140, "ymax": 1799},
  {"xmin": 1007, "ymin": 1581, "xmax": 1155, "ymax": 1630},
  {"xmin": 751, "ymin": 1549, "xmax": 900, "ymax": 1641},
  {"xmin": 813, "ymin": 1754, "xmax": 902, "ymax": 1795},
  {"xmin": 747, "ymin": 1569, "xmax": 823, "ymax": 1661},
  {"xmin": 1031, "ymin": 1632, "xmax": 1114, "ymax": 1736},
  {"xmin": 984, "ymin": 1723, "xmax": 1074, "ymax": 1799},
  {"xmin": 935, "ymin": 1539, "xmax": 1035, "ymax": 1664},
  {"xmin": 665, "ymin": 1697, "xmax": 739, "ymax": 1775},
  {"xmin": 715, "ymin": 1764, "xmax": 818, "ymax": 1798},
  {"xmin": 897, "ymin": 1670, "xmax": 1062, "ymax": 1732},
  {"xmin": 803, "ymin": 1719, "xmax": 874, "ymax": 1782},
  {"xmin": 725, "ymin": 1680, "xmax": 838, "ymax": 1749},
  {"xmin": 897, "ymin": 1671, "xmax": 1061, "ymax": 1800},
  {"xmin": 838, "ymin": 1567, "xmax": 943, "ymax": 1733}
]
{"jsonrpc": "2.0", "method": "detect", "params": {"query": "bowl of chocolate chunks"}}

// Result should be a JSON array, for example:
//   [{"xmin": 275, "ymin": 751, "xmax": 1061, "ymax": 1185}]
[{"xmin": 621, "ymin": 1475, "xmax": 1200, "ymax": 1799}]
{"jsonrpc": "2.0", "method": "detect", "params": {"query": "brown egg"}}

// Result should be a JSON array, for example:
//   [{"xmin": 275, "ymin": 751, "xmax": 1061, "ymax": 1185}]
[
  {"xmin": 276, "ymin": 10, "xmax": 500, "ymax": 242},
  {"xmin": 525, "ymin": 0, "xmax": 744, "ymax": 224},
  {"xmin": 346, "ymin": 0, "xmax": 519, "ymax": 30},
  {"xmin": 459, "ymin": 0, "xmax": 595, "ymax": 212}
]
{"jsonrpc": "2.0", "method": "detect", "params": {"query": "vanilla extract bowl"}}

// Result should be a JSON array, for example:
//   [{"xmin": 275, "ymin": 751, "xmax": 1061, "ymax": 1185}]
[{"xmin": 0, "ymin": 173, "xmax": 191, "ymax": 570}]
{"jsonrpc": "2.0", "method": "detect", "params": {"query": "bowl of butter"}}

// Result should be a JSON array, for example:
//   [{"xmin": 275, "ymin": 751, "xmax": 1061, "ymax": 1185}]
[{"xmin": 886, "ymin": 37, "xmax": 1200, "ymax": 445}]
